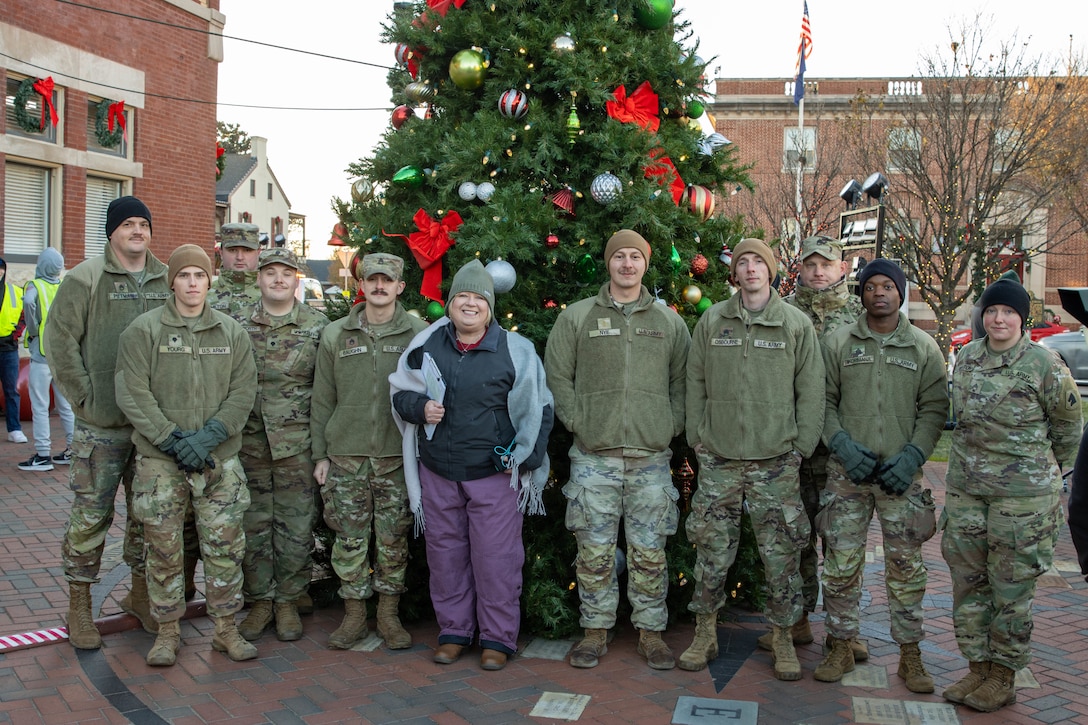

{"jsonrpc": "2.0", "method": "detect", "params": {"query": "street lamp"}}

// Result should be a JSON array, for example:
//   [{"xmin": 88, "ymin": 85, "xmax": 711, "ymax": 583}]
[
  {"xmin": 839, "ymin": 171, "xmax": 887, "ymax": 257},
  {"xmin": 839, "ymin": 179, "xmax": 863, "ymax": 210}
]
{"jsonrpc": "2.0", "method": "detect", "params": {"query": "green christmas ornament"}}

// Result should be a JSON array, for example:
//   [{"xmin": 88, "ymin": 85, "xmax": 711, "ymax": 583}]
[
  {"xmin": 426, "ymin": 300, "xmax": 446, "ymax": 319},
  {"xmin": 670, "ymin": 244, "xmax": 683, "ymax": 273},
  {"xmin": 696, "ymin": 297, "xmax": 713, "ymax": 314},
  {"xmin": 392, "ymin": 165, "xmax": 424, "ymax": 187},
  {"xmin": 633, "ymin": 0, "xmax": 674, "ymax": 30},
  {"xmin": 566, "ymin": 102, "xmax": 581, "ymax": 145},
  {"xmin": 688, "ymin": 99, "xmax": 704, "ymax": 118},
  {"xmin": 449, "ymin": 49, "xmax": 488, "ymax": 90},
  {"xmin": 574, "ymin": 253, "xmax": 597, "ymax": 285}
]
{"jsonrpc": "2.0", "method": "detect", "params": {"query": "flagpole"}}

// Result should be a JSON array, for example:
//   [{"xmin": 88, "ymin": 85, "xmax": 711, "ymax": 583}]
[{"xmin": 796, "ymin": 95, "xmax": 804, "ymax": 255}]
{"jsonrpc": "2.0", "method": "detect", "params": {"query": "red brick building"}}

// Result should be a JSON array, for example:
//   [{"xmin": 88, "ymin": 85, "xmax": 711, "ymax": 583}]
[
  {"xmin": 1, "ymin": 0, "xmax": 223, "ymax": 282},
  {"xmin": 708, "ymin": 76, "xmax": 1088, "ymax": 330}
]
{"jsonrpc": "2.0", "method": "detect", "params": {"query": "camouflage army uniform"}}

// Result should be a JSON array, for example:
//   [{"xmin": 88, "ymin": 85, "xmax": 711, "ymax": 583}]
[
  {"xmin": 685, "ymin": 291, "xmax": 824, "ymax": 625},
  {"xmin": 545, "ymin": 283, "xmax": 690, "ymax": 633},
  {"xmin": 46, "ymin": 242, "xmax": 172, "ymax": 583},
  {"xmin": 941, "ymin": 335, "xmax": 1082, "ymax": 670},
  {"xmin": 820, "ymin": 311, "xmax": 947, "ymax": 644},
  {"xmin": 239, "ymin": 292, "xmax": 328, "ymax": 605},
  {"xmin": 210, "ymin": 270, "xmax": 260, "ymax": 323},
  {"xmin": 311, "ymin": 301, "xmax": 426, "ymax": 600},
  {"xmin": 115, "ymin": 297, "xmax": 258, "ymax": 621},
  {"xmin": 784, "ymin": 279, "xmax": 864, "ymax": 613}
]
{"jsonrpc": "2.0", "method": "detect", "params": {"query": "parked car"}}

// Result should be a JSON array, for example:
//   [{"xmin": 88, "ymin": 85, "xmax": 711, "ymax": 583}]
[
  {"xmin": 1042, "ymin": 288, "xmax": 1088, "ymax": 388},
  {"xmin": 949, "ymin": 321, "xmax": 1067, "ymax": 352},
  {"xmin": 296, "ymin": 277, "xmax": 325, "ymax": 310}
]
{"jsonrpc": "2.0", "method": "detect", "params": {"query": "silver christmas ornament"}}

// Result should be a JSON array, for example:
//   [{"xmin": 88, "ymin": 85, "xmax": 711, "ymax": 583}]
[
  {"xmin": 485, "ymin": 259, "xmax": 517, "ymax": 294},
  {"xmin": 458, "ymin": 181, "xmax": 478, "ymax": 201},
  {"xmin": 476, "ymin": 181, "xmax": 496, "ymax": 202},
  {"xmin": 590, "ymin": 172, "xmax": 622, "ymax": 205}
]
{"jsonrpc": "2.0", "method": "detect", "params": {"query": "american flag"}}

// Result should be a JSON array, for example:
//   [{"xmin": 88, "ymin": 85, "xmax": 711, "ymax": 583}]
[{"xmin": 794, "ymin": 1, "xmax": 812, "ymax": 104}]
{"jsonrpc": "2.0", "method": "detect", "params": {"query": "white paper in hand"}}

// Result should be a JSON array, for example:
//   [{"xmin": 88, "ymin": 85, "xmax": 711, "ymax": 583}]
[{"xmin": 422, "ymin": 352, "xmax": 445, "ymax": 441}]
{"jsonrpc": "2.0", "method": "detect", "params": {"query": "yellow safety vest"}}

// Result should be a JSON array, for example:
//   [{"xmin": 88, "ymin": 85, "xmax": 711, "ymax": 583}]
[
  {"xmin": 0, "ymin": 282, "xmax": 23, "ymax": 338},
  {"xmin": 25, "ymin": 279, "xmax": 58, "ymax": 356}
]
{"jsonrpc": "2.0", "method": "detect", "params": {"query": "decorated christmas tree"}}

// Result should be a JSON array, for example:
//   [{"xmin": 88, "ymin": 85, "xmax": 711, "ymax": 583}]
[{"xmin": 335, "ymin": 0, "xmax": 763, "ymax": 637}]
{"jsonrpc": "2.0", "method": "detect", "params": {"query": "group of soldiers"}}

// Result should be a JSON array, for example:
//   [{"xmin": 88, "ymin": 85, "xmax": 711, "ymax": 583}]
[{"xmin": 45, "ymin": 197, "xmax": 1078, "ymax": 712}]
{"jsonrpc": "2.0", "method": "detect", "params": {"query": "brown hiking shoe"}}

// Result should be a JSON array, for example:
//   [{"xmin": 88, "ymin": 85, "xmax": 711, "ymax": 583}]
[
  {"xmin": 637, "ymin": 629, "xmax": 675, "ymax": 670},
  {"xmin": 67, "ymin": 582, "xmax": 102, "ymax": 650},
  {"xmin": 897, "ymin": 642, "xmax": 934, "ymax": 693},
  {"xmin": 568, "ymin": 628, "xmax": 608, "ymax": 669},
  {"xmin": 238, "ymin": 600, "xmax": 274, "ymax": 641},
  {"xmin": 814, "ymin": 637, "xmax": 855, "ymax": 682},
  {"xmin": 771, "ymin": 625, "xmax": 802, "ymax": 681},
  {"xmin": 944, "ymin": 661, "xmax": 990, "ymax": 704},
  {"xmin": 964, "ymin": 663, "xmax": 1016, "ymax": 712}
]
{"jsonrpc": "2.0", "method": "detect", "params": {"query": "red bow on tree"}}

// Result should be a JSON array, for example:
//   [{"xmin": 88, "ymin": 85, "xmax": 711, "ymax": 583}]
[
  {"xmin": 415, "ymin": 0, "xmax": 466, "ymax": 29},
  {"xmin": 108, "ymin": 100, "xmax": 126, "ymax": 138},
  {"xmin": 605, "ymin": 81, "xmax": 660, "ymax": 133},
  {"xmin": 386, "ymin": 209, "xmax": 463, "ymax": 301},
  {"xmin": 645, "ymin": 148, "xmax": 686, "ymax": 205},
  {"xmin": 32, "ymin": 77, "xmax": 59, "ymax": 129}
]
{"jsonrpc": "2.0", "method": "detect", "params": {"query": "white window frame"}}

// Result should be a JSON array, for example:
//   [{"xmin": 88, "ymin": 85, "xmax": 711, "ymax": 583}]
[
  {"xmin": 887, "ymin": 127, "xmax": 921, "ymax": 172},
  {"xmin": 783, "ymin": 127, "xmax": 816, "ymax": 173},
  {"xmin": 85, "ymin": 176, "xmax": 126, "ymax": 259},
  {"xmin": 4, "ymin": 162, "xmax": 55, "ymax": 259},
  {"xmin": 4, "ymin": 76, "xmax": 60, "ymax": 145},
  {"xmin": 85, "ymin": 99, "xmax": 130, "ymax": 159}
]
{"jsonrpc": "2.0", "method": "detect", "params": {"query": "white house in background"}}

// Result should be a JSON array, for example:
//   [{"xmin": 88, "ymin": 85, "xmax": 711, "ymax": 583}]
[{"xmin": 214, "ymin": 135, "xmax": 298, "ymax": 245}]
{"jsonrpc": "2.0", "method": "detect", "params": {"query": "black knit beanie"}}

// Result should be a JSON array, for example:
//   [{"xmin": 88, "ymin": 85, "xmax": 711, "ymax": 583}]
[
  {"xmin": 105, "ymin": 196, "xmax": 152, "ymax": 240},
  {"xmin": 858, "ymin": 258, "xmax": 906, "ymax": 305},
  {"xmin": 978, "ymin": 277, "xmax": 1030, "ymax": 329}
]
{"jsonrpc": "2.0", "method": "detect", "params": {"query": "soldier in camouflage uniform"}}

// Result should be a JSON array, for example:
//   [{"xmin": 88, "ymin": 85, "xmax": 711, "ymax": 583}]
[
  {"xmin": 680, "ymin": 238, "xmax": 824, "ymax": 681},
  {"xmin": 815, "ymin": 259, "xmax": 947, "ymax": 691},
  {"xmin": 210, "ymin": 223, "xmax": 261, "ymax": 322},
  {"xmin": 115, "ymin": 244, "xmax": 259, "ymax": 666},
  {"xmin": 545, "ymin": 231, "xmax": 690, "ymax": 671},
  {"xmin": 311, "ymin": 253, "xmax": 426, "ymax": 650},
  {"xmin": 941, "ymin": 278, "xmax": 1082, "ymax": 713},
  {"xmin": 234, "ymin": 250, "xmax": 328, "ymax": 643},
  {"xmin": 763, "ymin": 236, "xmax": 868, "ymax": 660},
  {"xmin": 46, "ymin": 196, "xmax": 174, "ymax": 649}
]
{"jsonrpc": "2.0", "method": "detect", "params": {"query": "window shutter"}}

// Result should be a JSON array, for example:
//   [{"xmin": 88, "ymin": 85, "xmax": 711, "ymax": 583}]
[
  {"xmin": 4, "ymin": 163, "xmax": 50, "ymax": 256},
  {"xmin": 85, "ymin": 177, "xmax": 123, "ymax": 259}
]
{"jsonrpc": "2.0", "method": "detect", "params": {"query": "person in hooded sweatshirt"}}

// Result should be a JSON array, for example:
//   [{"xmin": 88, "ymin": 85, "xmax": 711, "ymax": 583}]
[{"xmin": 17, "ymin": 248, "xmax": 75, "ymax": 471}]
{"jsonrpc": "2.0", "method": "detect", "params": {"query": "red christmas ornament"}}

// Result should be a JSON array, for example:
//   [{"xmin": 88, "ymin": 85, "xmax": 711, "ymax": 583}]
[
  {"xmin": 392, "ymin": 105, "xmax": 415, "ymax": 129},
  {"xmin": 498, "ymin": 88, "xmax": 529, "ymax": 119},
  {"xmin": 690, "ymin": 253, "xmax": 709, "ymax": 276},
  {"xmin": 545, "ymin": 233, "xmax": 560, "ymax": 249},
  {"xmin": 543, "ymin": 297, "xmax": 558, "ymax": 309},
  {"xmin": 684, "ymin": 184, "xmax": 715, "ymax": 222},
  {"xmin": 550, "ymin": 188, "xmax": 575, "ymax": 215}
]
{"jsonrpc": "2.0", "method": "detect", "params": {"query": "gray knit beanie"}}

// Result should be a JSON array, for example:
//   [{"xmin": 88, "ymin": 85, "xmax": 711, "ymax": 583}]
[{"xmin": 448, "ymin": 259, "xmax": 494, "ymax": 308}]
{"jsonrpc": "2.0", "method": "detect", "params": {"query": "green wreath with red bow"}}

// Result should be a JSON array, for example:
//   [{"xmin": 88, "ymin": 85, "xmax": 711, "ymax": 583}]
[{"xmin": 94, "ymin": 99, "xmax": 125, "ymax": 148}]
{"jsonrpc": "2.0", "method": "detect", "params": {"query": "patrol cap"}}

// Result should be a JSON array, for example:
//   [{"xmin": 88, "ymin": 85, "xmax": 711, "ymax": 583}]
[
  {"xmin": 220, "ymin": 222, "xmax": 260, "ymax": 250},
  {"xmin": 258, "ymin": 248, "xmax": 301, "ymax": 271},
  {"xmin": 800, "ymin": 235, "xmax": 844, "ymax": 261},
  {"xmin": 360, "ymin": 253, "xmax": 405, "ymax": 280}
]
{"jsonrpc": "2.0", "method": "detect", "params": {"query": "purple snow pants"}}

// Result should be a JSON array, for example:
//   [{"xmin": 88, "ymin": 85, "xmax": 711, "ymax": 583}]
[{"xmin": 420, "ymin": 465, "xmax": 524, "ymax": 654}]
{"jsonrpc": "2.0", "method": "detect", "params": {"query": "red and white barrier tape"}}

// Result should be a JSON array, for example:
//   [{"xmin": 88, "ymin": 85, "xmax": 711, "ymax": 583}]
[{"xmin": 0, "ymin": 626, "xmax": 69, "ymax": 651}]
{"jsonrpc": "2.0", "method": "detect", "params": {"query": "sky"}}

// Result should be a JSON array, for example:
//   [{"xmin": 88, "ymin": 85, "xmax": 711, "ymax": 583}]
[{"xmin": 215, "ymin": 1, "xmax": 1088, "ymax": 262}]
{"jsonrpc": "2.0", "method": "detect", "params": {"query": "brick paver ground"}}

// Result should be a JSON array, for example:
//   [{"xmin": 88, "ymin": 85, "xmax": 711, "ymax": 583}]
[{"xmin": 2, "ymin": 416, "xmax": 1087, "ymax": 723}]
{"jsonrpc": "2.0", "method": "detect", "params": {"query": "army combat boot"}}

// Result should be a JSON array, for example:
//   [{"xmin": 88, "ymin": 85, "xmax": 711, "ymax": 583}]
[
  {"xmin": 943, "ymin": 661, "xmax": 990, "ymax": 704},
  {"xmin": 568, "ymin": 628, "xmax": 608, "ymax": 668},
  {"xmin": 964, "ymin": 663, "xmax": 1016, "ymax": 712},
  {"xmin": 897, "ymin": 642, "xmax": 934, "ymax": 693},
  {"xmin": 637, "ymin": 629, "xmax": 675, "ymax": 670},
  {"xmin": 678, "ymin": 612, "xmax": 719, "ymax": 671},
  {"xmin": 146, "ymin": 620, "xmax": 182, "ymax": 666},
  {"xmin": 212, "ymin": 615, "xmax": 258, "ymax": 661},
  {"xmin": 814, "ymin": 637, "xmax": 855, "ymax": 682},
  {"xmin": 67, "ymin": 582, "xmax": 102, "ymax": 650},
  {"xmin": 771, "ymin": 625, "xmax": 803, "ymax": 681},
  {"xmin": 120, "ymin": 574, "xmax": 158, "ymax": 634},
  {"xmin": 238, "ymin": 600, "xmax": 274, "ymax": 641},
  {"xmin": 328, "ymin": 598, "xmax": 368, "ymax": 649},
  {"xmin": 376, "ymin": 594, "xmax": 411, "ymax": 649}
]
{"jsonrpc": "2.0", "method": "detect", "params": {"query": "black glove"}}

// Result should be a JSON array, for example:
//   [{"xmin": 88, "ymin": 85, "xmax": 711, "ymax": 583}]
[
  {"xmin": 828, "ymin": 430, "xmax": 879, "ymax": 484},
  {"xmin": 877, "ymin": 444, "xmax": 926, "ymax": 496},
  {"xmin": 173, "ymin": 420, "xmax": 229, "ymax": 473}
]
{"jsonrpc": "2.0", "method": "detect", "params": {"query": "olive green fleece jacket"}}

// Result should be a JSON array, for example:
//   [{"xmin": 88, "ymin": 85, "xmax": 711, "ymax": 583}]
[
  {"xmin": 45, "ymin": 244, "xmax": 171, "ymax": 429},
  {"xmin": 821, "ymin": 311, "xmax": 948, "ymax": 460},
  {"xmin": 114, "ymin": 298, "xmax": 257, "ymax": 461},
  {"xmin": 544, "ymin": 284, "xmax": 690, "ymax": 456},
  {"xmin": 311, "ymin": 301, "xmax": 427, "ymax": 460},
  {"xmin": 686, "ymin": 291, "xmax": 825, "ymax": 460}
]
